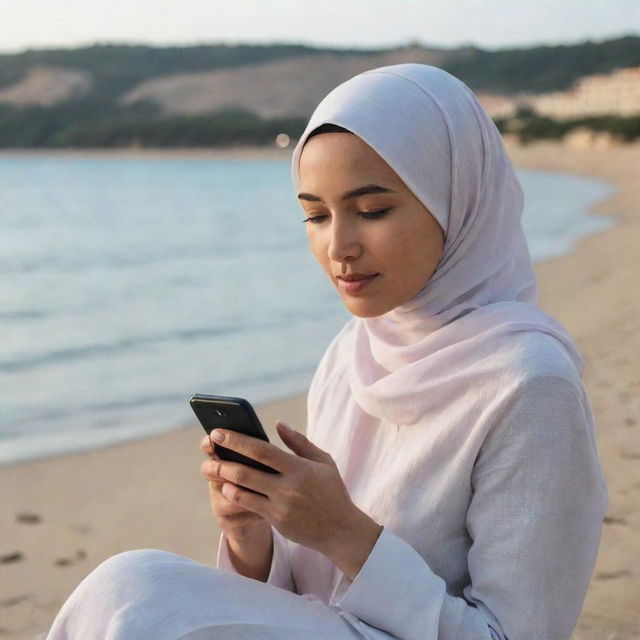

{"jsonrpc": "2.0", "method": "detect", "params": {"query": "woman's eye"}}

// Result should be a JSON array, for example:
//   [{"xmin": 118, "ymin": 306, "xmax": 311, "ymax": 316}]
[
  {"xmin": 302, "ymin": 215, "xmax": 327, "ymax": 224},
  {"xmin": 302, "ymin": 208, "xmax": 391, "ymax": 224},
  {"xmin": 360, "ymin": 208, "xmax": 391, "ymax": 220}
]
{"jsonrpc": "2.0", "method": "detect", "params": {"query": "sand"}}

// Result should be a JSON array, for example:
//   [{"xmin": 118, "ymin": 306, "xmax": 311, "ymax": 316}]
[{"xmin": 0, "ymin": 140, "xmax": 638, "ymax": 640}]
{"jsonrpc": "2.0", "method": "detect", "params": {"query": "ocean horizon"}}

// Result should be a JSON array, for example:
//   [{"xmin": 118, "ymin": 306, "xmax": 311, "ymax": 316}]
[{"xmin": 0, "ymin": 154, "xmax": 617, "ymax": 467}]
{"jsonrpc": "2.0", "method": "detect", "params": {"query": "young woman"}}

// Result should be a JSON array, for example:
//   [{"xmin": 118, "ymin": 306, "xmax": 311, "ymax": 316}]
[{"xmin": 46, "ymin": 63, "xmax": 608, "ymax": 640}]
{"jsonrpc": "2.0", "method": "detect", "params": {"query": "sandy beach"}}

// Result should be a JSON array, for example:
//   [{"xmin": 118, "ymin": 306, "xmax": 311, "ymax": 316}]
[{"xmin": 1, "ymin": 140, "xmax": 638, "ymax": 639}]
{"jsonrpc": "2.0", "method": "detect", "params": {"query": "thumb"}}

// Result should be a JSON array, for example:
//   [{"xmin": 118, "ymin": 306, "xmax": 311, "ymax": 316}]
[{"xmin": 276, "ymin": 421, "xmax": 332, "ymax": 464}]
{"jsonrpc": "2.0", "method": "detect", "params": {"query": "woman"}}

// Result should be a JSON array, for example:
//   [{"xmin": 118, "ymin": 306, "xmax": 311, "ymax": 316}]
[{"xmin": 46, "ymin": 63, "xmax": 608, "ymax": 640}]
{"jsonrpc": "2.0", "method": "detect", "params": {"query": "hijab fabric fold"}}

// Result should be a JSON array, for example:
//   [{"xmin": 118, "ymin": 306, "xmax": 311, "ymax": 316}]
[{"xmin": 290, "ymin": 64, "xmax": 583, "ymax": 424}]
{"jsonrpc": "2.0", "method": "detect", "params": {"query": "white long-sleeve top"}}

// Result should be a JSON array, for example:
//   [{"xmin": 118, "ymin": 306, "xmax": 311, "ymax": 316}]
[{"xmin": 218, "ymin": 323, "xmax": 608, "ymax": 640}]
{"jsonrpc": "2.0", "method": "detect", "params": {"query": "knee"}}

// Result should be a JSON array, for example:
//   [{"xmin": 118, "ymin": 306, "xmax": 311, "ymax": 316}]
[
  {"xmin": 97, "ymin": 548, "xmax": 176, "ymax": 569},
  {"xmin": 87, "ymin": 549, "xmax": 180, "ymax": 586},
  {"xmin": 47, "ymin": 550, "xmax": 192, "ymax": 638},
  {"xmin": 96, "ymin": 548, "xmax": 170, "ymax": 569}
]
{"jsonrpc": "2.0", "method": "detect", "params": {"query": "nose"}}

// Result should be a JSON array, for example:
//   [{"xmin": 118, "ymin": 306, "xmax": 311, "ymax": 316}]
[{"xmin": 327, "ymin": 216, "xmax": 362, "ymax": 264}]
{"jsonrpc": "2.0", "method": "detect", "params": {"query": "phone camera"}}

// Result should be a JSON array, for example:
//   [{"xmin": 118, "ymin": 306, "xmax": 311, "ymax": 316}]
[{"xmin": 213, "ymin": 408, "xmax": 227, "ymax": 418}]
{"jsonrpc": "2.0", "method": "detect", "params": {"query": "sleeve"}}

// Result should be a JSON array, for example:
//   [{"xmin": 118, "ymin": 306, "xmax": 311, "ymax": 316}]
[
  {"xmin": 329, "ymin": 376, "xmax": 608, "ymax": 640},
  {"xmin": 216, "ymin": 524, "xmax": 296, "ymax": 592}
]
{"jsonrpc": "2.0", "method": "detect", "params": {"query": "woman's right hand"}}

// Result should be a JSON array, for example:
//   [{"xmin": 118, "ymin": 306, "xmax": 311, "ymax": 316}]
[{"xmin": 199, "ymin": 434, "xmax": 270, "ymax": 542}]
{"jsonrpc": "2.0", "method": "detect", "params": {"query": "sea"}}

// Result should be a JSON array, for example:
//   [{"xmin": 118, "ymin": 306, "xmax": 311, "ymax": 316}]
[{"xmin": 0, "ymin": 154, "xmax": 617, "ymax": 466}]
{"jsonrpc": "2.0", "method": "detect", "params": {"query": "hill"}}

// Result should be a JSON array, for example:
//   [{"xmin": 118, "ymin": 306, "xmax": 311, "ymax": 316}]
[{"xmin": 0, "ymin": 36, "xmax": 638, "ymax": 147}]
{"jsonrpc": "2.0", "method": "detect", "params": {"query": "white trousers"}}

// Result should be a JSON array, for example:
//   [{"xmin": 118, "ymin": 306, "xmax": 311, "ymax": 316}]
[{"xmin": 45, "ymin": 549, "xmax": 367, "ymax": 640}]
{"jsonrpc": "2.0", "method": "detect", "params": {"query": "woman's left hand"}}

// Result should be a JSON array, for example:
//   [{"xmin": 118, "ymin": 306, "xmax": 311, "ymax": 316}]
[{"xmin": 202, "ymin": 421, "xmax": 381, "ymax": 566}]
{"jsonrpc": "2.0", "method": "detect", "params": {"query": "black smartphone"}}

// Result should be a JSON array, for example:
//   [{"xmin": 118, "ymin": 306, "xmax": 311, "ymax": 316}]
[{"xmin": 189, "ymin": 393, "xmax": 279, "ymax": 474}]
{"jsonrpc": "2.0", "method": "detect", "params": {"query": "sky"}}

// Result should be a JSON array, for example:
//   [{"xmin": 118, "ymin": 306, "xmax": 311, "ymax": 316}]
[{"xmin": 0, "ymin": 0, "xmax": 638, "ymax": 54}]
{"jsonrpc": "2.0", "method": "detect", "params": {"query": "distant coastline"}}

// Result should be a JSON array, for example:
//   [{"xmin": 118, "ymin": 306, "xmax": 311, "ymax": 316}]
[
  {"xmin": 0, "ymin": 129, "xmax": 637, "ymax": 161},
  {"xmin": 0, "ymin": 145, "xmax": 293, "ymax": 160}
]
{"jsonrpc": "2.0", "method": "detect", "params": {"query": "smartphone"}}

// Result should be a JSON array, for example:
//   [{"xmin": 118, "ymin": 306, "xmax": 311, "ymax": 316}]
[{"xmin": 189, "ymin": 393, "xmax": 278, "ymax": 474}]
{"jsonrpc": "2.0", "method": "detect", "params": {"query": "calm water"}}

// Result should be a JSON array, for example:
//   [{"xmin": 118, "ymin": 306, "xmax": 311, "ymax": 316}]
[{"xmin": 0, "ymin": 155, "xmax": 616, "ymax": 466}]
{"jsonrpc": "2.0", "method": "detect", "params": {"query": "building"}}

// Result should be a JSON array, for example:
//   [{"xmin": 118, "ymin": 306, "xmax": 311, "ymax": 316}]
[{"xmin": 530, "ymin": 66, "xmax": 640, "ymax": 119}]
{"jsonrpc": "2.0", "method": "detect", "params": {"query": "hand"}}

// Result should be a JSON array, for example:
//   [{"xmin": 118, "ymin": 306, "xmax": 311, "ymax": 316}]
[
  {"xmin": 199, "ymin": 434, "xmax": 269, "ymax": 543},
  {"xmin": 200, "ymin": 422, "xmax": 383, "ymax": 578}
]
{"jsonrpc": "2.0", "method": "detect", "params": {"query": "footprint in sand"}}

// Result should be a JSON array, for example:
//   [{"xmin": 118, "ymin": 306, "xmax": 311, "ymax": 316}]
[
  {"xmin": 603, "ymin": 515, "xmax": 628, "ymax": 526},
  {"xmin": 69, "ymin": 523, "xmax": 91, "ymax": 534},
  {"xmin": 0, "ymin": 594, "xmax": 30, "ymax": 607},
  {"xmin": 0, "ymin": 551, "xmax": 24, "ymax": 564},
  {"xmin": 16, "ymin": 512, "xmax": 42, "ymax": 524},
  {"xmin": 595, "ymin": 569, "xmax": 632, "ymax": 581},
  {"xmin": 54, "ymin": 558, "xmax": 72, "ymax": 567},
  {"xmin": 54, "ymin": 549, "xmax": 87, "ymax": 567}
]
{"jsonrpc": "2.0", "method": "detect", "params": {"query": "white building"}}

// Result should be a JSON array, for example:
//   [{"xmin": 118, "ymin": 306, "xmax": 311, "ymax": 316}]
[{"xmin": 530, "ymin": 66, "xmax": 640, "ymax": 118}]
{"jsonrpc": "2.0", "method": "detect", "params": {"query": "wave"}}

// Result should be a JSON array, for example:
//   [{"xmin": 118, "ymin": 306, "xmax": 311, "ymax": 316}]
[
  {"xmin": 0, "ymin": 241, "xmax": 299, "ymax": 276},
  {"xmin": 0, "ymin": 309, "xmax": 47, "ymax": 321},
  {"xmin": 7, "ymin": 362, "xmax": 314, "ymax": 429},
  {"xmin": 0, "ymin": 308, "xmax": 332, "ymax": 373}
]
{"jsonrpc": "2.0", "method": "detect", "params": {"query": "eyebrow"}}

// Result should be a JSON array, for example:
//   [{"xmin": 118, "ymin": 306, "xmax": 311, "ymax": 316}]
[{"xmin": 297, "ymin": 183, "xmax": 397, "ymax": 203}]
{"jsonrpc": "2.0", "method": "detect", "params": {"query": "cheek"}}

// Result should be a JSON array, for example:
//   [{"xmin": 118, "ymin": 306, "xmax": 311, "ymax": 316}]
[
  {"xmin": 307, "ymin": 231, "xmax": 330, "ymax": 272},
  {"xmin": 387, "ymin": 227, "xmax": 438, "ymax": 283},
  {"xmin": 383, "ymin": 228, "xmax": 417, "ymax": 264}
]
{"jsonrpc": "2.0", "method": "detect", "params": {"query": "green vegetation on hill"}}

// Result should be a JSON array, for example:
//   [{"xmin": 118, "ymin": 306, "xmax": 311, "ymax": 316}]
[
  {"xmin": 494, "ymin": 111, "xmax": 640, "ymax": 143},
  {"xmin": 0, "ymin": 42, "xmax": 382, "ymax": 147},
  {"xmin": 1, "ymin": 99, "xmax": 637, "ymax": 148},
  {"xmin": 1, "ymin": 36, "xmax": 638, "ymax": 97},
  {"xmin": 444, "ymin": 36, "xmax": 640, "ymax": 93},
  {"xmin": 0, "ymin": 102, "xmax": 308, "ymax": 147},
  {"xmin": 0, "ymin": 36, "xmax": 638, "ymax": 148},
  {"xmin": 0, "ymin": 43, "xmax": 378, "ymax": 95}
]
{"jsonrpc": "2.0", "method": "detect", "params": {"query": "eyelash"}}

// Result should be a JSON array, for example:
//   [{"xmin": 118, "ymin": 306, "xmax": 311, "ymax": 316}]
[{"xmin": 302, "ymin": 208, "xmax": 392, "ymax": 224}]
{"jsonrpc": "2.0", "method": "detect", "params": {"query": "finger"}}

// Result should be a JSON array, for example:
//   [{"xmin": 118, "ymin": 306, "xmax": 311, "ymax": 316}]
[
  {"xmin": 200, "ymin": 436, "xmax": 222, "ymax": 460},
  {"xmin": 217, "ymin": 460, "xmax": 279, "ymax": 497},
  {"xmin": 200, "ymin": 458, "xmax": 225, "ymax": 482},
  {"xmin": 210, "ymin": 429, "xmax": 291, "ymax": 473},
  {"xmin": 200, "ymin": 434, "xmax": 214, "ymax": 455},
  {"xmin": 208, "ymin": 483, "xmax": 250, "ymax": 514},
  {"xmin": 221, "ymin": 482, "xmax": 269, "ymax": 519},
  {"xmin": 276, "ymin": 421, "xmax": 333, "ymax": 464}
]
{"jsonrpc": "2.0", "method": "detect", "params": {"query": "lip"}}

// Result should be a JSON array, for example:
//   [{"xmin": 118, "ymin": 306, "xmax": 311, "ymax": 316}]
[{"xmin": 336, "ymin": 273, "xmax": 379, "ymax": 293}]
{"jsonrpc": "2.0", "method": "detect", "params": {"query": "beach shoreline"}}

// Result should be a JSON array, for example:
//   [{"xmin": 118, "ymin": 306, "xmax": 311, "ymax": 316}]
[
  {"xmin": 0, "ymin": 145, "xmax": 293, "ymax": 161},
  {"xmin": 1, "ymin": 140, "xmax": 638, "ymax": 639}
]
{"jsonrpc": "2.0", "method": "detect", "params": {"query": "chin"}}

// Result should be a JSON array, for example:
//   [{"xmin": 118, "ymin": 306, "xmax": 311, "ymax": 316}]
[{"xmin": 342, "ymin": 298, "xmax": 393, "ymax": 318}]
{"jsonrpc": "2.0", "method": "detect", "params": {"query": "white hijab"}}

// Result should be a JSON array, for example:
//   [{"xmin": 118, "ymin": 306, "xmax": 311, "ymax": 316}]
[{"xmin": 291, "ymin": 64, "xmax": 584, "ymax": 425}]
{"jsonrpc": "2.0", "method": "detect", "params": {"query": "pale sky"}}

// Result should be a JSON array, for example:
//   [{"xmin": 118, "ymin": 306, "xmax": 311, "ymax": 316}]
[{"xmin": 0, "ymin": 0, "xmax": 638, "ymax": 54}]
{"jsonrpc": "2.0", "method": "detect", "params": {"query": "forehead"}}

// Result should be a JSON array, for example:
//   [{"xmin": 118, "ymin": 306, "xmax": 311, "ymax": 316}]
[{"xmin": 299, "ymin": 132, "xmax": 403, "ymax": 190}]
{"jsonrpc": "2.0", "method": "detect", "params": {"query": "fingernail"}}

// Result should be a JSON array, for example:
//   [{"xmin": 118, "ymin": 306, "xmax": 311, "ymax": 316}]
[
  {"xmin": 278, "ymin": 421, "xmax": 293, "ymax": 433},
  {"xmin": 210, "ymin": 430, "xmax": 224, "ymax": 442}
]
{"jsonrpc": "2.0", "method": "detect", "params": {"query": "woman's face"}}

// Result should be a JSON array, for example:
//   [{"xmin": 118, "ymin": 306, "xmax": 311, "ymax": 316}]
[{"xmin": 298, "ymin": 132, "xmax": 445, "ymax": 318}]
